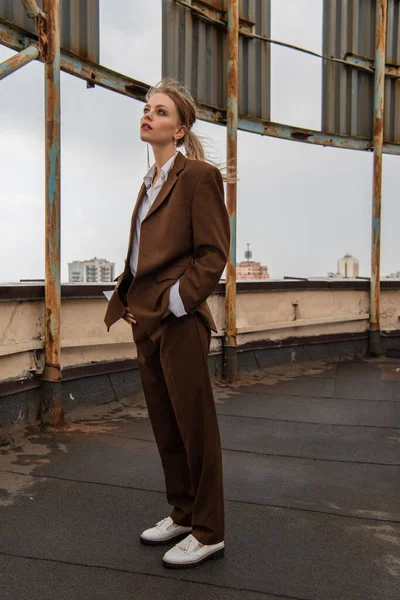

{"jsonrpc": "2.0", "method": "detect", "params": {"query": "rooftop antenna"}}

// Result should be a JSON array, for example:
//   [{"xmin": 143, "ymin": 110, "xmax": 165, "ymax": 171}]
[{"xmin": 244, "ymin": 243, "xmax": 252, "ymax": 261}]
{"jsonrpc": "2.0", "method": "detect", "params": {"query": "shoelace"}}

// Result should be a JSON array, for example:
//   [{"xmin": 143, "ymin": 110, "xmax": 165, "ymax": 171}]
[
  {"xmin": 155, "ymin": 517, "xmax": 169, "ymax": 530},
  {"xmin": 176, "ymin": 535, "xmax": 200, "ymax": 554}
]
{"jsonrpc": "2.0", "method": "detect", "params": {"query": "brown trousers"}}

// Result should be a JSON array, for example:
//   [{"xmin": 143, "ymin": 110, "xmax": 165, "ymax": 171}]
[{"xmin": 132, "ymin": 312, "xmax": 225, "ymax": 546}]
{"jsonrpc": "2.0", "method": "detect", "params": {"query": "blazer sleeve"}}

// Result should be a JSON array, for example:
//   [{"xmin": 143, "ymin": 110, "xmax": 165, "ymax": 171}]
[{"xmin": 178, "ymin": 167, "xmax": 230, "ymax": 314}]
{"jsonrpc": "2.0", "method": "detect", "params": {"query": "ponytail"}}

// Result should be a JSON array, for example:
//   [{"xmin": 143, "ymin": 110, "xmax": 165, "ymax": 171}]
[{"xmin": 180, "ymin": 130, "xmax": 206, "ymax": 161}]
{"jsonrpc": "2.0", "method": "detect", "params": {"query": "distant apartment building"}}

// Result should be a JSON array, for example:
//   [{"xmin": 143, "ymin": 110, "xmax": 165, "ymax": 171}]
[
  {"xmin": 327, "ymin": 254, "xmax": 360, "ymax": 278},
  {"xmin": 236, "ymin": 244, "xmax": 270, "ymax": 280},
  {"xmin": 327, "ymin": 254, "xmax": 360, "ymax": 279},
  {"xmin": 337, "ymin": 254, "xmax": 359, "ymax": 278},
  {"xmin": 68, "ymin": 257, "xmax": 115, "ymax": 283}
]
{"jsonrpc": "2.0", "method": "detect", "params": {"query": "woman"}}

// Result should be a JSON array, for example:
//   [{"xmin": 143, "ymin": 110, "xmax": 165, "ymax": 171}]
[{"xmin": 104, "ymin": 80, "xmax": 230, "ymax": 569}]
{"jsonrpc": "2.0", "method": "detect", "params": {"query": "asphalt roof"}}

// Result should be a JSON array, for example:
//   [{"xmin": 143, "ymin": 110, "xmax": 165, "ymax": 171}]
[{"xmin": 0, "ymin": 357, "xmax": 399, "ymax": 599}]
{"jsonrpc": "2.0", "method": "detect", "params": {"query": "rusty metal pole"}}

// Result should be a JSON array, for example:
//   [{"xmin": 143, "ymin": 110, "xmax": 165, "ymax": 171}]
[
  {"xmin": 0, "ymin": 44, "xmax": 40, "ymax": 80},
  {"xmin": 369, "ymin": 0, "xmax": 387, "ymax": 357},
  {"xmin": 40, "ymin": 0, "xmax": 64, "ymax": 426},
  {"xmin": 223, "ymin": 0, "xmax": 239, "ymax": 383}
]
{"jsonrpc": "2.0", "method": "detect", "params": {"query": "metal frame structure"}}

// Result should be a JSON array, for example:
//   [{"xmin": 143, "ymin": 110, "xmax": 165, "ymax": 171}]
[
  {"xmin": 0, "ymin": 0, "xmax": 397, "ymax": 417},
  {"xmin": 40, "ymin": 0, "xmax": 63, "ymax": 424},
  {"xmin": 322, "ymin": 0, "xmax": 400, "ymax": 144},
  {"xmin": 370, "ymin": 0, "xmax": 389, "ymax": 356},
  {"xmin": 0, "ymin": 0, "xmax": 64, "ymax": 425},
  {"xmin": 161, "ymin": 0, "xmax": 398, "ymax": 370},
  {"xmin": 224, "ymin": 0, "xmax": 239, "ymax": 381}
]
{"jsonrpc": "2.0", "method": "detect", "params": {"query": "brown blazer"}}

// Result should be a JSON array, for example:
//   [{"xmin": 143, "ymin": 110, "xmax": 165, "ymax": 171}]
[{"xmin": 104, "ymin": 151, "xmax": 230, "ymax": 336}]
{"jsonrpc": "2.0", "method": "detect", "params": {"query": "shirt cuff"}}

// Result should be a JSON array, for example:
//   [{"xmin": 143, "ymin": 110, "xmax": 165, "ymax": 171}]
[{"xmin": 168, "ymin": 280, "xmax": 187, "ymax": 318}]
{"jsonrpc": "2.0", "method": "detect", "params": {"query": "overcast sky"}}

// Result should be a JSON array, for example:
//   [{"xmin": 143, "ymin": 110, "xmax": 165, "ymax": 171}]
[{"xmin": 0, "ymin": 0, "xmax": 399, "ymax": 283}]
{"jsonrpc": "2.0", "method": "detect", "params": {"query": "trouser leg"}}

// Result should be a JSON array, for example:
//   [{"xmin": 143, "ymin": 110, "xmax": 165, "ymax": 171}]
[
  {"xmin": 133, "ymin": 324, "xmax": 194, "ymax": 527},
  {"xmin": 156, "ymin": 313, "xmax": 225, "ymax": 545}
]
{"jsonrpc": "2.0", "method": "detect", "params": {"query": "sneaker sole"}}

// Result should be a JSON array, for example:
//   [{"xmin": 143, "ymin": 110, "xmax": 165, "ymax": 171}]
[
  {"xmin": 162, "ymin": 546, "xmax": 225, "ymax": 568},
  {"xmin": 140, "ymin": 530, "xmax": 192, "ymax": 546}
]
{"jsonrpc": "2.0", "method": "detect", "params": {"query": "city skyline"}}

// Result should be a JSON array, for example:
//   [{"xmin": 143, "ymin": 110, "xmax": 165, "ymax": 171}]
[
  {"xmin": 5, "ymin": 242, "xmax": 400, "ymax": 284},
  {"xmin": 49, "ymin": 248, "xmax": 400, "ymax": 283}
]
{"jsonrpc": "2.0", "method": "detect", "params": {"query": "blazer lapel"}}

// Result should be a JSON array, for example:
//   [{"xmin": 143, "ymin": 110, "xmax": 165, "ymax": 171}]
[
  {"xmin": 143, "ymin": 174, "xmax": 177, "ymax": 222},
  {"xmin": 143, "ymin": 151, "xmax": 187, "ymax": 222},
  {"xmin": 124, "ymin": 151, "xmax": 187, "ymax": 265}
]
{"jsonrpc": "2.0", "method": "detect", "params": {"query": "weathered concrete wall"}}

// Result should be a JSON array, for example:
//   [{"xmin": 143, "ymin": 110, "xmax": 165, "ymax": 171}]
[
  {"xmin": 0, "ymin": 301, "xmax": 44, "ymax": 380},
  {"xmin": 380, "ymin": 289, "xmax": 400, "ymax": 332},
  {"xmin": 236, "ymin": 289, "xmax": 370, "ymax": 346},
  {"xmin": 1, "ymin": 285, "xmax": 399, "ymax": 384}
]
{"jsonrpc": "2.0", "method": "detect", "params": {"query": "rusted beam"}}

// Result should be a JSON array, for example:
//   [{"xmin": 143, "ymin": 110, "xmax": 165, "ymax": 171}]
[
  {"xmin": 21, "ymin": 0, "xmax": 45, "ymax": 18},
  {"xmin": 40, "ymin": 0, "xmax": 64, "ymax": 426},
  {"xmin": 238, "ymin": 118, "xmax": 373, "ymax": 151},
  {"xmin": 344, "ymin": 53, "xmax": 400, "ymax": 78},
  {"xmin": 1, "ymin": 18, "xmax": 400, "ymax": 155},
  {"xmin": 369, "ymin": 0, "xmax": 388, "ymax": 357},
  {"xmin": 223, "ymin": 0, "xmax": 239, "ymax": 383},
  {"xmin": 0, "ymin": 43, "xmax": 39, "ymax": 80},
  {"xmin": 0, "ymin": 19, "xmax": 149, "ymax": 101}
]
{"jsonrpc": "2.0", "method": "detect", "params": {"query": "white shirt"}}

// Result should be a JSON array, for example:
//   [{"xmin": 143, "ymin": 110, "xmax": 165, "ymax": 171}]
[{"xmin": 129, "ymin": 152, "xmax": 187, "ymax": 318}]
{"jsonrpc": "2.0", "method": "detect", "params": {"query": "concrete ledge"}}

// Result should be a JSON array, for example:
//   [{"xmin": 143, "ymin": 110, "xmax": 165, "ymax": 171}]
[{"xmin": 1, "ymin": 278, "xmax": 400, "ymax": 302}]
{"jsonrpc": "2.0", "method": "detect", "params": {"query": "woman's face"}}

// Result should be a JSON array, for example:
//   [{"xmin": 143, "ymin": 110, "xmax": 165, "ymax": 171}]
[{"xmin": 140, "ymin": 92, "xmax": 185, "ymax": 147}]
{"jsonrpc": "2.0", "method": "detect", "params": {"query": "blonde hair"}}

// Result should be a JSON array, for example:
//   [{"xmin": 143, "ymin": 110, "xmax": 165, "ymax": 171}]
[{"xmin": 146, "ymin": 79, "xmax": 236, "ymax": 183}]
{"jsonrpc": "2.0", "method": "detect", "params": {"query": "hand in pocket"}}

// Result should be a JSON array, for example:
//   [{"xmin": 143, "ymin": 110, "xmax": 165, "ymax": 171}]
[{"xmin": 123, "ymin": 307, "xmax": 137, "ymax": 325}]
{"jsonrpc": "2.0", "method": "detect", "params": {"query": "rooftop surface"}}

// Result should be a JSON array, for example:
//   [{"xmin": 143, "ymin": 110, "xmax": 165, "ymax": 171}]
[{"xmin": 0, "ymin": 358, "xmax": 399, "ymax": 599}]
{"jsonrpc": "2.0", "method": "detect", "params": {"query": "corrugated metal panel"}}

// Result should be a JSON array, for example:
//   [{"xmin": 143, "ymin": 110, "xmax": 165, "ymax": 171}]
[
  {"xmin": 162, "ymin": 0, "xmax": 271, "ymax": 120},
  {"xmin": 322, "ymin": 0, "xmax": 400, "ymax": 143},
  {"xmin": 0, "ymin": 0, "xmax": 99, "ymax": 63}
]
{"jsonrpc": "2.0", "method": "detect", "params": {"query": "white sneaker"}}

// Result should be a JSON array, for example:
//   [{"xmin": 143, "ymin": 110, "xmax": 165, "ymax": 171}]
[
  {"xmin": 162, "ymin": 533, "xmax": 225, "ymax": 568},
  {"xmin": 140, "ymin": 517, "xmax": 192, "ymax": 546}
]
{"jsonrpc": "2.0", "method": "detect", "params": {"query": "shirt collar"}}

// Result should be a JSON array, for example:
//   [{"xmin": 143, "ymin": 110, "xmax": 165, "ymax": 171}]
[{"xmin": 143, "ymin": 151, "xmax": 178, "ymax": 189}]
